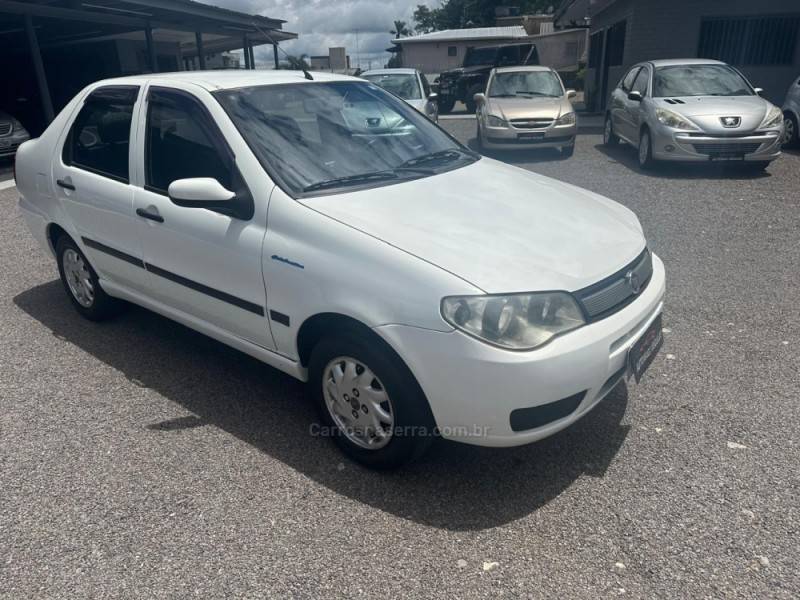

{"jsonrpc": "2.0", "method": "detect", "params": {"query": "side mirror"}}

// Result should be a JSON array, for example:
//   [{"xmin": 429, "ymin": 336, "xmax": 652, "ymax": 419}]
[
  {"xmin": 473, "ymin": 92, "xmax": 486, "ymax": 105},
  {"xmin": 566, "ymin": 89, "xmax": 577, "ymax": 99},
  {"xmin": 428, "ymin": 92, "xmax": 438, "ymax": 101},
  {"xmin": 627, "ymin": 90, "xmax": 643, "ymax": 102},
  {"xmin": 168, "ymin": 177, "xmax": 235, "ymax": 205},
  {"xmin": 754, "ymin": 87, "xmax": 764, "ymax": 95}
]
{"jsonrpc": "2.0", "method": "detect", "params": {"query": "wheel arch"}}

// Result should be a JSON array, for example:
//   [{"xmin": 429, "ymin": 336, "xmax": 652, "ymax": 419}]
[
  {"xmin": 298, "ymin": 311, "xmax": 437, "ymax": 429},
  {"xmin": 46, "ymin": 222, "xmax": 71, "ymax": 255}
]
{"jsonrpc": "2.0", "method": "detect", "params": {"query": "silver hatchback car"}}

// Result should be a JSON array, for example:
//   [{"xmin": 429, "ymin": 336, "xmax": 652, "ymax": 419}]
[
  {"xmin": 782, "ymin": 74, "xmax": 800, "ymax": 148},
  {"xmin": 604, "ymin": 59, "xmax": 784, "ymax": 171}
]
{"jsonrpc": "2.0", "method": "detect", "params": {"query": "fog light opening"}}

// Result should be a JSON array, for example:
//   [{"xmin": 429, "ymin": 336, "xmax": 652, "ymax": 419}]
[{"xmin": 664, "ymin": 144, "xmax": 675, "ymax": 153}]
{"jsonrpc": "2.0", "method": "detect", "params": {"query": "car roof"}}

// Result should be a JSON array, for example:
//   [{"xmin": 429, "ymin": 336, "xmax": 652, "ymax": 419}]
[
  {"xmin": 646, "ymin": 58, "xmax": 727, "ymax": 68},
  {"xmin": 494, "ymin": 65, "xmax": 553, "ymax": 74},
  {"xmin": 84, "ymin": 70, "xmax": 361, "ymax": 92},
  {"xmin": 361, "ymin": 68, "xmax": 418, "ymax": 76}
]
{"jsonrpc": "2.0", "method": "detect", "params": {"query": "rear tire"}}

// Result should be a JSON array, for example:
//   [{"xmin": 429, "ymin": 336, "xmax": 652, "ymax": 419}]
[
  {"xmin": 603, "ymin": 115, "xmax": 619, "ymax": 146},
  {"xmin": 638, "ymin": 128, "xmax": 655, "ymax": 170},
  {"xmin": 437, "ymin": 97, "xmax": 455, "ymax": 114},
  {"xmin": 464, "ymin": 85, "xmax": 483, "ymax": 114},
  {"xmin": 56, "ymin": 235, "xmax": 126, "ymax": 321},
  {"xmin": 308, "ymin": 329, "xmax": 436, "ymax": 469}
]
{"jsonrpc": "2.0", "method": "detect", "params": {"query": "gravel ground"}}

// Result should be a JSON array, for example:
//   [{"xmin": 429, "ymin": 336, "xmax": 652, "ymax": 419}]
[{"xmin": 1, "ymin": 126, "xmax": 798, "ymax": 598}]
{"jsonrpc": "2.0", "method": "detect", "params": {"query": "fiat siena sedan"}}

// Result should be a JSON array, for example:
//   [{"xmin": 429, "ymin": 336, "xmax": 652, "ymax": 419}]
[
  {"xmin": 474, "ymin": 66, "xmax": 577, "ymax": 156},
  {"xmin": 16, "ymin": 71, "xmax": 665, "ymax": 469},
  {"xmin": 604, "ymin": 59, "xmax": 784, "ymax": 170}
]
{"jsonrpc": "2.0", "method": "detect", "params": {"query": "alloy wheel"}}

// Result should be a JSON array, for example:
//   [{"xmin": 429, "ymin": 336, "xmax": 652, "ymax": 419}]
[
  {"xmin": 322, "ymin": 356, "xmax": 395, "ymax": 450},
  {"xmin": 783, "ymin": 117, "xmax": 795, "ymax": 146},
  {"xmin": 62, "ymin": 248, "xmax": 95, "ymax": 308},
  {"xmin": 639, "ymin": 131, "xmax": 650, "ymax": 166}
]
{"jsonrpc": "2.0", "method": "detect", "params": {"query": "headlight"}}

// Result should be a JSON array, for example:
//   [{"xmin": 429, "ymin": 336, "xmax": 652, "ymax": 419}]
[
  {"xmin": 441, "ymin": 292, "xmax": 585, "ymax": 350},
  {"xmin": 759, "ymin": 105, "xmax": 783, "ymax": 129},
  {"xmin": 555, "ymin": 112, "xmax": 576, "ymax": 126},
  {"xmin": 486, "ymin": 114, "xmax": 507, "ymax": 128},
  {"xmin": 11, "ymin": 118, "xmax": 24, "ymax": 132},
  {"xmin": 655, "ymin": 108, "xmax": 699, "ymax": 130}
]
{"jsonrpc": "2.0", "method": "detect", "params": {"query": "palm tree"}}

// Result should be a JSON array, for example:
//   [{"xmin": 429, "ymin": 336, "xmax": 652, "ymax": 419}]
[{"xmin": 390, "ymin": 20, "xmax": 412, "ymax": 39}]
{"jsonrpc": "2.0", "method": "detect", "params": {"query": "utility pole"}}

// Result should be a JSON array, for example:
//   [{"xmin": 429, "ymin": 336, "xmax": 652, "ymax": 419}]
[{"xmin": 355, "ymin": 29, "xmax": 360, "ymax": 70}]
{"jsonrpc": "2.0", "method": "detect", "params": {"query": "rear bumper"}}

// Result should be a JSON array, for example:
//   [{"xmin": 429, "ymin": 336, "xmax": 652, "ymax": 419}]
[{"xmin": 376, "ymin": 254, "xmax": 666, "ymax": 447}]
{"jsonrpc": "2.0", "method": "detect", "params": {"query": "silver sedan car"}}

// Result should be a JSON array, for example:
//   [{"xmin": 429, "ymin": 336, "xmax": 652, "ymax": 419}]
[
  {"xmin": 604, "ymin": 59, "xmax": 784, "ymax": 171},
  {"xmin": 474, "ymin": 66, "xmax": 577, "ymax": 156},
  {"xmin": 782, "ymin": 74, "xmax": 800, "ymax": 148}
]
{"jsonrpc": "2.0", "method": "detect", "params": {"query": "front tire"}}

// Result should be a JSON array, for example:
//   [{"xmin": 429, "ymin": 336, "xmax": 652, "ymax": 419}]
[
  {"xmin": 560, "ymin": 141, "xmax": 575, "ymax": 158},
  {"xmin": 437, "ymin": 97, "xmax": 455, "ymax": 114},
  {"xmin": 603, "ymin": 115, "xmax": 619, "ymax": 146},
  {"xmin": 56, "ymin": 235, "xmax": 126, "ymax": 321},
  {"xmin": 309, "ymin": 330, "xmax": 436, "ymax": 469},
  {"xmin": 783, "ymin": 112, "xmax": 798, "ymax": 148},
  {"xmin": 464, "ymin": 85, "xmax": 483, "ymax": 114},
  {"xmin": 638, "ymin": 128, "xmax": 655, "ymax": 170},
  {"xmin": 476, "ymin": 121, "xmax": 484, "ymax": 152}
]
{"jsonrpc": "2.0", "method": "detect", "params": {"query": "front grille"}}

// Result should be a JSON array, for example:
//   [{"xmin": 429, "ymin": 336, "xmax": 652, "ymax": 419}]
[
  {"xmin": 574, "ymin": 249, "xmax": 653, "ymax": 321},
  {"xmin": 0, "ymin": 122, "xmax": 11, "ymax": 136},
  {"xmin": 693, "ymin": 142, "xmax": 761, "ymax": 156},
  {"xmin": 510, "ymin": 118, "xmax": 553, "ymax": 129}
]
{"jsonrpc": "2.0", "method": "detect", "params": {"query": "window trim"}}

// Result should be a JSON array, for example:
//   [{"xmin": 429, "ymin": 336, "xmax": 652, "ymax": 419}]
[
  {"xmin": 62, "ymin": 85, "xmax": 140, "ymax": 184},
  {"xmin": 630, "ymin": 66, "xmax": 650, "ymax": 96},
  {"xmin": 144, "ymin": 86, "xmax": 254, "ymax": 220}
]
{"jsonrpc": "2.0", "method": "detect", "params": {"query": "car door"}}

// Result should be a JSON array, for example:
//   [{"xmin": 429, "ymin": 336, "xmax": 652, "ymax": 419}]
[
  {"xmin": 627, "ymin": 65, "xmax": 651, "ymax": 145},
  {"xmin": 52, "ymin": 85, "xmax": 150, "ymax": 292},
  {"xmin": 132, "ymin": 84, "xmax": 275, "ymax": 350},
  {"xmin": 611, "ymin": 66, "xmax": 640, "ymax": 141}
]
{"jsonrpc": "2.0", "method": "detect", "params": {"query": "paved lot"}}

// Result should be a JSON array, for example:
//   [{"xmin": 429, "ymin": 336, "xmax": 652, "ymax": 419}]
[{"xmin": 1, "ymin": 124, "xmax": 798, "ymax": 598}]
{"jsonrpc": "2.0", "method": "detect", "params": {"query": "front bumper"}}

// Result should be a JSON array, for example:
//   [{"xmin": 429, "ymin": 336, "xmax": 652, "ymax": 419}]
[
  {"xmin": 650, "ymin": 123, "xmax": 782, "ymax": 162},
  {"xmin": 376, "ymin": 253, "xmax": 666, "ymax": 447},
  {"xmin": 0, "ymin": 131, "xmax": 30, "ymax": 157},
  {"xmin": 481, "ymin": 122, "xmax": 577, "ymax": 150}
]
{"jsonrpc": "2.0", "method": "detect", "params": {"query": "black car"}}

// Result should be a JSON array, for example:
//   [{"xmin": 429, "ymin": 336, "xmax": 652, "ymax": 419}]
[{"xmin": 436, "ymin": 43, "xmax": 539, "ymax": 114}]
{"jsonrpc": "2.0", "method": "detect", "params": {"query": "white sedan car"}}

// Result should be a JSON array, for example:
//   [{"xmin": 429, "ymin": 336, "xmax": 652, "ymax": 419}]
[
  {"xmin": 16, "ymin": 71, "xmax": 665, "ymax": 469},
  {"xmin": 361, "ymin": 68, "xmax": 438, "ymax": 122}
]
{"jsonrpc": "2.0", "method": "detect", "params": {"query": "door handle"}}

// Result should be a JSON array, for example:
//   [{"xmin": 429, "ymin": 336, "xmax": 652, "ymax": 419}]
[
  {"xmin": 136, "ymin": 207, "xmax": 164, "ymax": 223},
  {"xmin": 56, "ymin": 178, "xmax": 75, "ymax": 191}
]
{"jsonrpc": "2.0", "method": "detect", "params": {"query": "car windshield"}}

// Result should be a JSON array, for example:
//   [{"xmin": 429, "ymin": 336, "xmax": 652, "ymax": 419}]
[
  {"xmin": 214, "ymin": 81, "xmax": 476, "ymax": 196},
  {"xmin": 489, "ymin": 70, "xmax": 563, "ymax": 98},
  {"xmin": 463, "ymin": 47, "xmax": 497, "ymax": 67},
  {"xmin": 653, "ymin": 64, "xmax": 753, "ymax": 97},
  {"xmin": 363, "ymin": 73, "xmax": 422, "ymax": 100}
]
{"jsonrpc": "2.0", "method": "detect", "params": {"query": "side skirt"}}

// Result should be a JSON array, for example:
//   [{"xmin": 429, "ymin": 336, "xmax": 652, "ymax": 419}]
[{"xmin": 101, "ymin": 279, "xmax": 308, "ymax": 382}]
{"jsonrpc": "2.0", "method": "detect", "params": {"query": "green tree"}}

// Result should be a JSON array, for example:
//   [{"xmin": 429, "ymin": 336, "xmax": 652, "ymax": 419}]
[
  {"xmin": 390, "ymin": 20, "xmax": 413, "ymax": 39},
  {"xmin": 413, "ymin": 0, "xmax": 553, "ymax": 32}
]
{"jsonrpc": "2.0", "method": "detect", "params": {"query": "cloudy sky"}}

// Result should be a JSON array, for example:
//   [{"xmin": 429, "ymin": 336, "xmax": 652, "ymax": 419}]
[{"xmin": 197, "ymin": 0, "xmax": 433, "ymax": 69}]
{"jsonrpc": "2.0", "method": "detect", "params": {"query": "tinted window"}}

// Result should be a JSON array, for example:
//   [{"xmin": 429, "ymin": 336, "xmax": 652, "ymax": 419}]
[
  {"xmin": 64, "ymin": 86, "xmax": 138, "ymax": 182},
  {"xmin": 497, "ymin": 46, "xmax": 520, "ymax": 66},
  {"xmin": 631, "ymin": 67, "xmax": 649, "ymax": 95},
  {"xmin": 146, "ymin": 89, "xmax": 233, "ymax": 193},
  {"xmin": 420, "ymin": 73, "xmax": 431, "ymax": 96},
  {"xmin": 620, "ymin": 67, "xmax": 640, "ymax": 92},
  {"xmin": 464, "ymin": 47, "xmax": 498, "ymax": 67}
]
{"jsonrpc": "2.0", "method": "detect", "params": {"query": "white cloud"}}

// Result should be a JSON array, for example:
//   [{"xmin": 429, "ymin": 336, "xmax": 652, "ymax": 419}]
[{"xmin": 197, "ymin": 0, "xmax": 432, "ymax": 67}]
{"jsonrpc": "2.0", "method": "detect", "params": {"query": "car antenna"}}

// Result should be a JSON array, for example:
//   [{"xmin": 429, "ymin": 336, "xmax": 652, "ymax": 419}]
[{"xmin": 250, "ymin": 22, "xmax": 314, "ymax": 80}]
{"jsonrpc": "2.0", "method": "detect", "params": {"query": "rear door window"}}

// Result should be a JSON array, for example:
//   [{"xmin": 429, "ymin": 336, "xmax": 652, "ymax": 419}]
[{"xmin": 63, "ymin": 86, "xmax": 139, "ymax": 183}]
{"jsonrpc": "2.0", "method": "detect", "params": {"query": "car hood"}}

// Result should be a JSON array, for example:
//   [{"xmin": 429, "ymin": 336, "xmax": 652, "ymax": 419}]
[
  {"xmin": 655, "ymin": 95, "xmax": 772, "ymax": 132},
  {"xmin": 300, "ymin": 158, "xmax": 646, "ymax": 293},
  {"xmin": 405, "ymin": 99, "xmax": 427, "ymax": 112},
  {"xmin": 487, "ymin": 96, "xmax": 568, "ymax": 120}
]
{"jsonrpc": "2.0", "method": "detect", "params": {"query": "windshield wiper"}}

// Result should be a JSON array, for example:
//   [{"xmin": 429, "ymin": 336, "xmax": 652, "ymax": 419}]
[
  {"xmin": 490, "ymin": 93, "xmax": 517, "ymax": 98},
  {"xmin": 398, "ymin": 149, "xmax": 471, "ymax": 169},
  {"xmin": 303, "ymin": 171, "xmax": 399, "ymax": 193}
]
